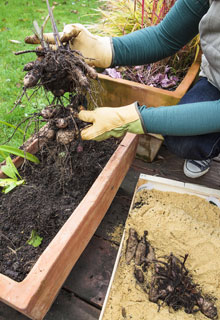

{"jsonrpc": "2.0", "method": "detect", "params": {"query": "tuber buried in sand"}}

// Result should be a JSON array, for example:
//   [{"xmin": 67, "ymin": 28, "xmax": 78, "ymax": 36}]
[
  {"xmin": 126, "ymin": 228, "xmax": 218, "ymax": 320},
  {"xmin": 125, "ymin": 228, "xmax": 139, "ymax": 264}
]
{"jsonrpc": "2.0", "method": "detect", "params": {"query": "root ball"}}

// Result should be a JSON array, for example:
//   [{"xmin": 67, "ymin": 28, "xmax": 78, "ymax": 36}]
[{"xmin": 23, "ymin": 47, "xmax": 98, "ymax": 97}]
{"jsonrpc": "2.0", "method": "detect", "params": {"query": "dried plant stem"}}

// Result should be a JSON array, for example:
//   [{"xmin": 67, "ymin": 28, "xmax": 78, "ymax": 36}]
[{"xmin": 46, "ymin": 0, "xmax": 62, "ymax": 48}]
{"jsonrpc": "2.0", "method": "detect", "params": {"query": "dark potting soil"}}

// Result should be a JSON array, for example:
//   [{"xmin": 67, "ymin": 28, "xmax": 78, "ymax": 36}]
[{"xmin": 0, "ymin": 138, "xmax": 119, "ymax": 282}]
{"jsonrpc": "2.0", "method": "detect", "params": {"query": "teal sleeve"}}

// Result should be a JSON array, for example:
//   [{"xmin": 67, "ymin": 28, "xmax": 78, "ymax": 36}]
[
  {"xmin": 138, "ymin": 100, "xmax": 220, "ymax": 136},
  {"xmin": 112, "ymin": 0, "xmax": 209, "ymax": 66}
]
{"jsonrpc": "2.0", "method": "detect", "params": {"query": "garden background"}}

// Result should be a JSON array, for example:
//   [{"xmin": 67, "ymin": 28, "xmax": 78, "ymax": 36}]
[{"xmin": 0, "ymin": 0, "xmax": 101, "ymax": 159}]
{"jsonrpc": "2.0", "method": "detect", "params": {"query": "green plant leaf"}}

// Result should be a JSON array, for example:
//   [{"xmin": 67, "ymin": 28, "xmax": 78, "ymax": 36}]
[
  {"xmin": 0, "ymin": 145, "xmax": 39, "ymax": 164},
  {"xmin": 27, "ymin": 230, "xmax": 43, "ymax": 247},
  {"xmin": 0, "ymin": 156, "xmax": 25, "ymax": 193},
  {"xmin": 0, "ymin": 178, "xmax": 25, "ymax": 193},
  {"xmin": 0, "ymin": 150, "xmax": 7, "ymax": 159},
  {"xmin": 1, "ymin": 156, "xmax": 21, "ymax": 179},
  {"xmin": 0, "ymin": 120, "xmax": 24, "ymax": 134}
]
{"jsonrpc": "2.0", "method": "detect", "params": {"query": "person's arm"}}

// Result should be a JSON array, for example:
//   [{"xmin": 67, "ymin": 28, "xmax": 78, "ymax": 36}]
[
  {"xmin": 112, "ymin": 0, "xmax": 209, "ymax": 66},
  {"xmin": 139, "ymin": 100, "xmax": 220, "ymax": 136},
  {"xmin": 78, "ymin": 100, "xmax": 220, "ymax": 141},
  {"xmin": 25, "ymin": 0, "xmax": 209, "ymax": 69}
]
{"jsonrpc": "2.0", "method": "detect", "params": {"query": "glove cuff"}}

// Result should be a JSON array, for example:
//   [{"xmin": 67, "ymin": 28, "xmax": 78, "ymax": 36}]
[
  {"xmin": 96, "ymin": 36, "xmax": 113, "ymax": 68},
  {"xmin": 134, "ymin": 102, "xmax": 148, "ymax": 134}
]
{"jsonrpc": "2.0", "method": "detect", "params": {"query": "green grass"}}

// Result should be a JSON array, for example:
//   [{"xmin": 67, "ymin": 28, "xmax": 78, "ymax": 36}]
[{"xmin": 0, "ymin": 0, "xmax": 101, "ymax": 157}]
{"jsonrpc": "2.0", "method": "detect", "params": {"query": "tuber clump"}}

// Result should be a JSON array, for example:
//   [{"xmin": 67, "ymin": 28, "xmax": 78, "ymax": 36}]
[
  {"xmin": 14, "ymin": 15, "xmax": 99, "ymax": 154},
  {"xmin": 126, "ymin": 228, "xmax": 218, "ymax": 320},
  {"xmin": 22, "ymin": 47, "xmax": 98, "ymax": 97},
  {"xmin": 13, "ymin": 42, "xmax": 100, "ymax": 151}
]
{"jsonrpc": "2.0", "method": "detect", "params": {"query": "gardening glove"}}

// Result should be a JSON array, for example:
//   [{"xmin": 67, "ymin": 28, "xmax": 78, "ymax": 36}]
[
  {"xmin": 78, "ymin": 103, "xmax": 145, "ymax": 141},
  {"xmin": 25, "ymin": 23, "xmax": 113, "ymax": 68}
]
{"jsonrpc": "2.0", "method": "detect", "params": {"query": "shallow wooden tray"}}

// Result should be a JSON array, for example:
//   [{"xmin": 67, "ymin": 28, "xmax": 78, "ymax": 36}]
[{"xmin": 99, "ymin": 174, "xmax": 220, "ymax": 320}]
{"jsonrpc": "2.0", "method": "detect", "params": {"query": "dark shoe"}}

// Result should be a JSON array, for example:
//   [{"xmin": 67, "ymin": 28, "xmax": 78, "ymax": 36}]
[{"xmin": 183, "ymin": 159, "xmax": 211, "ymax": 178}]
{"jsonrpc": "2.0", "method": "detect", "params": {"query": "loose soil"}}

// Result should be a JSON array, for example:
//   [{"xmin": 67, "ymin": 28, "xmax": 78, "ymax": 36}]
[{"xmin": 0, "ymin": 137, "xmax": 118, "ymax": 282}]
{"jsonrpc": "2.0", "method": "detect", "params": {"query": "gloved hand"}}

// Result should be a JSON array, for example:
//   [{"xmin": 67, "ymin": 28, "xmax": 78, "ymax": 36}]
[
  {"xmin": 78, "ymin": 103, "xmax": 145, "ymax": 141},
  {"xmin": 25, "ymin": 23, "xmax": 113, "ymax": 68}
]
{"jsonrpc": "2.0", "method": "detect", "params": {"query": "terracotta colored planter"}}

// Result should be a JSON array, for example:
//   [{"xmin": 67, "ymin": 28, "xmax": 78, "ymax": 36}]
[
  {"xmin": 0, "ymin": 132, "xmax": 139, "ymax": 320},
  {"xmin": 97, "ymin": 54, "xmax": 201, "ymax": 108}
]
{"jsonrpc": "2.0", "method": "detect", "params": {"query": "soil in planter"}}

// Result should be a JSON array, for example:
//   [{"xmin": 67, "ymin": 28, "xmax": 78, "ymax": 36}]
[
  {"xmin": 102, "ymin": 189, "xmax": 220, "ymax": 320},
  {"xmin": 0, "ymin": 137, "xmax": 118, "ymax": 282}
]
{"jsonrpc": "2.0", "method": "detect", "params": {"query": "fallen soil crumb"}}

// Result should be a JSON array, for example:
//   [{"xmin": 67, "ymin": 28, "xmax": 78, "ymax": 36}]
[
  {"xmin": 102, "ymin": 188, "xmax": 220, "ymax": 320},
  {"xmin": 107, "ymin": 224, "xmax": 124, "ymax": 244}
]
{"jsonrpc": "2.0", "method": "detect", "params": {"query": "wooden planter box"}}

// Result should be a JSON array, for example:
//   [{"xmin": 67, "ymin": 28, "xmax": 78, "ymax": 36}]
[
  {"xmin": 97, "ymin": 54, "xmax": 201, "ymax": 108},
  {"xmin": 0, "ymin": 132, "xmax": 139, "ymax": 320}
]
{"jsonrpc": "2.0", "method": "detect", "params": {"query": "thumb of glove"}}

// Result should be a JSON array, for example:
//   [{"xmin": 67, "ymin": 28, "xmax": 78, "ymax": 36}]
[
  {"xmin": 78, "ymin": 109, "xmax": 106, "ymax": 140},
  {"xmin": 78, "ymin": 110, "xmax": 96, "ymax": 123},
  {"xmin": 61, "ymin": 24, "xmax": 82, "ymax": 42}
]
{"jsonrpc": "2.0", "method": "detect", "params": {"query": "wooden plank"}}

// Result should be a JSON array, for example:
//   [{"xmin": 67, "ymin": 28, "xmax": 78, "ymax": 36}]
[
  {"xmin": 45, "ymin": 289, "xmax": 100, "ymax": 320},
  {"xmin": 63, "ymin": 236, "xmax": 118, "ymax": 308},
  {"xmin": 0, "ymin": 289, "xmax": 100, "ymax": 320},
  {"xmin": 0, "ymin": 302, "xmax": 28, "ymax": 319},
  {"xmin": 119, "ymin": 167, "xmax": 140, "ymax": 198},
  {"xmin": 132, "ymin": 145, "xmax": 220, "ymax": 190},
  {"xmin": 99, "ymin": 233, "xmax": 126, "ymax": 320}
]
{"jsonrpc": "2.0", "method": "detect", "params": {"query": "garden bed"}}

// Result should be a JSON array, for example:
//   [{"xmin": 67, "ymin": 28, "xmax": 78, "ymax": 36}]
[
  {"xmin": 0, "ymin": 138, "xmax": 119, "ymax": 282},
  {"xmin": 0, "ymin": 132, "xmax": 138, "ymax": 320}
]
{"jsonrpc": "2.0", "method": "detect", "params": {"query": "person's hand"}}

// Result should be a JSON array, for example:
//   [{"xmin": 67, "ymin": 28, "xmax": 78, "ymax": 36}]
[
  {"xmin": 78, "ymin": 103, "xmax": 145, "ymax": 141},
  {"xmin": 24, "ymin": 23, "xmax": 113, "ymax": 68}
]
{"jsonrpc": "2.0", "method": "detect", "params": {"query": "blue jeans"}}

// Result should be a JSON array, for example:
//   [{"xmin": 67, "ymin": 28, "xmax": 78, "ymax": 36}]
[{"xmin": 164, "ymin": 77, "xmax": 220, "ymax": 160}]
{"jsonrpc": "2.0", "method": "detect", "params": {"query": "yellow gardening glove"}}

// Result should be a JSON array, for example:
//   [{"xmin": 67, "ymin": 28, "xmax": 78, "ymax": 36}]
[
  {"xmin": 78, "ymin": 103, "xmax": 145, "ymax": 141},
  {"xmin": 25, "ymin": 23, "xmax": 112, "ymax": 68}
]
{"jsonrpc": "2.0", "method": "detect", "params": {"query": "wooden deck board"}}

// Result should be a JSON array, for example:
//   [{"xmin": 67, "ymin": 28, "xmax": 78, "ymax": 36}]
[
  {"xmin": 132, "ymin": 145, "xmax": 220, "ymax": 189},
  {"xmin": 63, "ymin": 236, "xmax": 118, "ymax": 308},
  {"xmin": 0, "ymin": 289, "xmax": 101, "ymax": 320},
  {"xmin": 44, "ymin": 290, "xmax": 100, "ymax": 320},
  {"xmin": 0, "ymin": 146, "xmax": 219, "ymax": 319}
]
